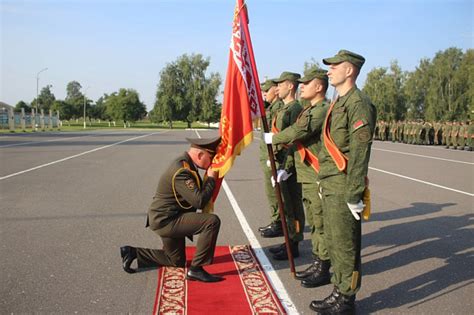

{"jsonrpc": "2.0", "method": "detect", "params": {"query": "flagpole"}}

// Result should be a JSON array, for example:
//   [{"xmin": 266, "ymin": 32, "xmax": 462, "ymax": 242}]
[{"xmin": 239, "ymin": 0, "xmax": 296, "ymax": 275}]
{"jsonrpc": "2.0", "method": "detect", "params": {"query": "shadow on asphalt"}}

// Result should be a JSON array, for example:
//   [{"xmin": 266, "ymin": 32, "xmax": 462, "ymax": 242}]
[
  {"xmin": 1, "ymin": 212, "xmax": 146, "ymax": 222},
  {"xmin": 359, "ymin": 202, "xmax": 474, "ymax": 313}
]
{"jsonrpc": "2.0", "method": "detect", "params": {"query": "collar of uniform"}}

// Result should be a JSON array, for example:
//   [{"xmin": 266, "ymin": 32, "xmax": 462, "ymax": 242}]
[
  {"xmin": 282, "ymin": 99, "xmax": 298, "ymax": 110},
  {"xmin": 183, "ymin": 152, "xmax": 199, "ymax": 171},
  {"xmin": 334, "ymin": 86, "xmax": 357, "ymax": 109}
]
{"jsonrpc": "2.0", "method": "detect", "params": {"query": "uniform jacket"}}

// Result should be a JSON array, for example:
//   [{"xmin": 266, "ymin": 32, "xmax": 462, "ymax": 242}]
[
  {"xmin": 318, "ymin": 87, "xmax": 377, "ymax": 204},
  {"xmin": 147, "ymin": 152, "xmax": 216, "ymax": 231}
]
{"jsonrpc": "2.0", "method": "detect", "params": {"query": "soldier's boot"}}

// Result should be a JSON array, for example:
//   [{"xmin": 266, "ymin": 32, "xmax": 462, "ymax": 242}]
[
  {"xmin": 301, "ymin": 259, "xmax": 331, "ymax": 288},
  {"xmin": 272, "ymin": 241, "xmax": 299, "ymax": 260},
  {"xmin": 309, "ymin": 286, "xmax": 355, "ymax": 315},
  {"xmin": 261, "ymin": 222, "xmax": 284, "ymax": 238},
  {"xmin": 269, "ymin": 243, "xmax": 286, "ymax": 254},
  {"xmin": 258, "ymin": 222, "xmax": 274, "ymax": 232},
  {"xmin": 295, "ymin": 256, "xmax": 321, "ymax": 280},
  {"xmin": 120, "ymin": 246, "xmax": 137, "ymax": 274}
]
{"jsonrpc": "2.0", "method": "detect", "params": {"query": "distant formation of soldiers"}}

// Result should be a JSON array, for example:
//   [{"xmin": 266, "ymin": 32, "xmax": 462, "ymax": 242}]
[{"xmin": 375, "ymin": 120, "xmax": 474, "ymax": 151}]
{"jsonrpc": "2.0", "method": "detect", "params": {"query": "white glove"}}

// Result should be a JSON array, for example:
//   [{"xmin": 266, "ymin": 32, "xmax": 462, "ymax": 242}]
[
  {"xmin": 347, "ymin": 200, "xmax": 365, "ymax": 221},
  {"xmin": 271, "ymin": 175, "xmax": 276, "ymax": 187},
  {"xmin": 263, "ymin": 132, "xmax": 274, "ymax": 144},
  {"xmin": 277, "ymin": 169, "xmax": 292, "ymax": 182},
  {"xmin": 266, "ymin": 160, "xmax": 271, "ymax": 168}
]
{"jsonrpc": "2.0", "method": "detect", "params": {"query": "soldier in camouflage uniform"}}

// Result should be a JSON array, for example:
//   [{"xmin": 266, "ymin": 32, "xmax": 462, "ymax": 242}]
[
  {"xmin": 467, "ymin": 121, "xmax": 473, "ymax": 151},
  {"xmin": 310, "ymin": 50, "xmax": 376, "ymax": 314},
  {"xmin": 265, "ymin": 68, "xmax": 331, "ymax": 286},
  {"xmin": 120, "ymin": 137, "xmax": 224, "ymax": 283},
  {"xmin": 258, "ymin": 79, "xmax": 284, "ymax": 234},
  {"xmin": 444, "ymin": 121, "xmax": 453, "ymax": 148},
  {"xmin": 261, "ymin": 71, "xmax": 305, "ymax": 261}
]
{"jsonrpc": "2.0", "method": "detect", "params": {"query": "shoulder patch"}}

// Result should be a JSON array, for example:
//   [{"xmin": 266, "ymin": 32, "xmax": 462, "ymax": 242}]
[{"xmin": 353, "ymin": 120, "xmax": 366, "ymax": 131}]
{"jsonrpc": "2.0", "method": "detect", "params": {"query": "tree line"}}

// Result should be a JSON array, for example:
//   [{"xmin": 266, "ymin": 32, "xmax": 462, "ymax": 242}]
[
  {"xmin": 362, "ymin": 47, "xmax": 473, "ymax": 122},
  {"xmin": 14, "ymin": 53, "xmax": 222, "ymax": 128}
]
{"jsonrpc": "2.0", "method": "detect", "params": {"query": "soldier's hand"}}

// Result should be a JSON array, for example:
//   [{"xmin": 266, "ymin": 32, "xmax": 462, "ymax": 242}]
[
  {"xmin": 276, "ymin": 169, "xmax": 292, "ymax": 182},
  {"xmin": 271, "ymin": 176, "xmax": 276, "ymax": 187},
  {"xmin": 347, "ymin": 201, "xmax": 365, "ymax": 220},
  {"xmin": 207, "ymin": 168, "xmax": 218, "ymax": 179},
  {"xmin": 266, "ymin": 160, "xmax": 271, "ymax": 168},
  {"xmin": 263, "ymin": 132, "xmax": 274, "ymax": 144}
]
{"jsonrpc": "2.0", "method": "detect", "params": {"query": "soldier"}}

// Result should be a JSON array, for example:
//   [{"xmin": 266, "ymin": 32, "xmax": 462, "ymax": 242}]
[
  {"xmin": 261, "ymin": 71, "xmax": 305, "ymax": 261},
  {"xmin": 258, "ymin": 79, "xmax": 284, "ymax": 235},
  {"xmin": 310, "ymin": 50, "xmax": 376, "ymax": 314},
  {"xmin": 120, "ymin": 137, "xmax": 224, "ymax": 283},
  {"xmin": 451, "ymin": 121, "xmax": 459, "ymax": 149},
  {"xmin": 458, "ymin": 121, "xmax": 466, "ymax": 150},
  {"xmin": 264, "ymin": 68, "xmax": 331, "ymax": 287},
  {"xmin": 467, "ymin": 120, "xmax": 473, "ymax": 151},
  {"xmin": 445, "ymin": 121, "xmax": 453, "ymax": 148},
  {"xmin": 398, "ymin": 120, "xmax": 404, "ymax": 143}
]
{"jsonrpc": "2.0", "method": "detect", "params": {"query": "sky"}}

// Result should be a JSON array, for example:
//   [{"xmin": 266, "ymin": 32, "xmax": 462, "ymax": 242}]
[{"xmin": 1, "ymin": 0, "xmax": 473, "ymax": 111}]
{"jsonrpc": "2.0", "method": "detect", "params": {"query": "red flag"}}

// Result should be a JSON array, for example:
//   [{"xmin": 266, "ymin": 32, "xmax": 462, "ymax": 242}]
[{"xmin": 204, "ymin": 0, "xmax": 264, "ymax": 212}]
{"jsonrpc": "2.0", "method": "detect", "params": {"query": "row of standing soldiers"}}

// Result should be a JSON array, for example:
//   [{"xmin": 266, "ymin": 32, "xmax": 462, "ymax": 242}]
[{"xmin": 376, "ymin": 120, "xmax": 474, "ymax": 151}]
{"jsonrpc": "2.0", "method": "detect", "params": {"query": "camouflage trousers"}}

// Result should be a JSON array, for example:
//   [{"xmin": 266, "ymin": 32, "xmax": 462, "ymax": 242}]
[
  {"xmin": 280, "ymin": 170, "xmax": 305, "ymax": 242},
  {"xmin": 320, "ymin": 175, "xmax": 362, "ymax": 296},
  {"xmin": 259, "ymin": 157, "xmax": 279, "ymax": 223},
  {"xmin": 302, "ymin": 183, "xmax": 329, "ymax": 260}
]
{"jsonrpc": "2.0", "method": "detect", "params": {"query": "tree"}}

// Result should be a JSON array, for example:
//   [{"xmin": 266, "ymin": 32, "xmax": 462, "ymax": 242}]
[
  {"xmin": 65, "ymin": 81, "xmax": 84, "ymax": 118},
  {"xmin": 31, "ymin": 85, "xmax": 56, "ymax": 112},
  {"xmin": 51, "ymin": 100, "xmax": 75, "ymax": 120},
  {"xmin": 104, "ymin": 88, "xmax": 146, "ymax": 126},
  {"xmin": 153, "ymin": 53, "xmax": 221, "ymax": 128},
  {"xmin": 89, "ymin": 95, "xmax": 110, "ymax": 121},
  {"xmin": 15, "ymin": 101, "xmax": 30, "ymax": 112},
  {"xmin": 199, "ymin": 73, "xmax": 222, "ymax": 126}
]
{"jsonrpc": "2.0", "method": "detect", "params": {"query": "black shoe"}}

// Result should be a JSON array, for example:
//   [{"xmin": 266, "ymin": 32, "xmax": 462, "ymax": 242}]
[
  {"xmin": 269, "ymin": 243, "xmax": 286, "ymax": 254},
  {"xmin": 186, "ymin": 266, "xmax": 224, "ymax": 283},
  {"xmin": 272, "ymin": 241, "xmax": 299, "ymax": 260},
  {"xmin": 258, "ymin": 222, "xmax": 274, "ymax": 232},
  {"xmin": 120, "ymin": 246, "xmax": 137, "ymax": 274},
  {"xmin": 295, "ymin": 258, "xmax": 321, "ymax": 280},
  {"xmin": 261, "ymin": 222, "xmax": 283, "ymax": 238},
  {"xmin": 309, "ymin": 287, "xmax": 355, "ymax": 315},
  {"xmin": 301, "ymin": 259, "xmax": 331, "ymax": 288}
]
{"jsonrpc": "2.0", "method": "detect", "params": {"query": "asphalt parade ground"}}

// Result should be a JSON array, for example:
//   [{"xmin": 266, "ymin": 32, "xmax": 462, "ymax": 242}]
[{"xmin": 1, "ymin": 130, "xmax": 473, "ymax": 314}]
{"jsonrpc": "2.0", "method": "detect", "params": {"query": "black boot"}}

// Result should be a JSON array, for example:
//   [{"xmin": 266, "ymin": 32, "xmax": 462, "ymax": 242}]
[
  {"xmin": 120, "ymin": 246, "xmax": 137, "ymax": 274},
  {"xmin": 269, "ymin": 243, "xmax": 286, "ymax": 254},
  {"xmin": 301, "ymin": 259, "xmax": 331, "ymax": 288},
  {"xmin": 258, "ymin": 222, "xmax": 274, "ymax": 232},
  {"xmin": 295, "ymin": 256, "xmax": 321, "ymax": 280},
  {"xmin": 272, "ymin": 241, "xmax": 299, "ymax": 260},
  {"xmin": 309, "ymin": 287, "xmax": 355, "ymax": 315},
  {"xmin": 261, "ymin": 222, "xmax": 283, "ymax": 238}
]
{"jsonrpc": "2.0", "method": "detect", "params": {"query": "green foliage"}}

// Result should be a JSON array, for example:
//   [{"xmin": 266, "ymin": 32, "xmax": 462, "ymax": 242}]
[
  {"xmin": 51, "ymin": 100, "xmax": 75, "ymax": 120},
  {"xmin": 89, "ymin": 95, "xmax": 110, "ymax": 121},
  {"xmin": 31, "ymin": 85, "xmax": 56, "ymax": 112},
  {"xmin": 14, "ymin": 101, "xmax": 30, "ymax": 112},
  {"xmin": 364, "ymin": 47, "xmax": 472, "ymax": 121},
  {"xmin": 104, "ymin": 88, "xmax": 147, "ymax": 124},
  {"xmin": 153, "ymin": 53, "xmax": 222, "ymax": 128}
]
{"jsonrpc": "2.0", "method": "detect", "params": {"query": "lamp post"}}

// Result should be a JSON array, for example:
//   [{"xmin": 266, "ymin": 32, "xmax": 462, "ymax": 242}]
[
  {"xmin": 83, "ymin": 86, "xmax": 90, "ymax": 129},
  {"xmin": 36, "ymin": 68, "xmax": 48, "ymax": 112}
]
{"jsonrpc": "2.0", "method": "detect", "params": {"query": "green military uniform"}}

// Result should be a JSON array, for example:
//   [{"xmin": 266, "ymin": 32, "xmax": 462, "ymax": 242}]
[
  {"xmin": 272, "ymin": 97, "xmax": 305, "ymax": 243},
  {"xmin": 318, "ymin": 52, "xmax": 377, "ymax": 297},
  {"xmin": 272, "ymin": 91, "xmax": 329, "ymax": 261},
  {"xmin": 444, "ymin": 122, "xmax": 452, "ymax": 148},
  {"xmin": 135, "ymin": 139, "xmax": 221, "ymax": 269},
  {"xmin": 468, "ymin": 122, "xmax": 474, "ymax": 151},
  {"xmin": 259, "ymin": 80, "xmax": 283, "ymax": 225}
]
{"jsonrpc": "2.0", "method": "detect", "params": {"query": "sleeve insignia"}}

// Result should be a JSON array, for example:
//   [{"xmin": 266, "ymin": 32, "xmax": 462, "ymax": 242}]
[
  {"xmin": 353, "ymin": 120, "xmax": 366, "ymax": 131},
  {"xmin": 185, "ymin": 179, "xmax": 196, "ymax": 190}
]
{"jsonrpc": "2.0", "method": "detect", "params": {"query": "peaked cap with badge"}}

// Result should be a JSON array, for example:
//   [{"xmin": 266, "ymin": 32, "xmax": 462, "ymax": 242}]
[
  {"xmin": 186, "ymin": 136, "xmax": 221, "ymax": 154},
  {"xmin": 273, "ymin": 71, "xmax": 301, "ymax": 84},
  {"xmin": 261, "ymin": 79, "xmax": 278, "ymax": 92},
  {"xmin": 298, "ymin": 68, "xmax": 328, "ymax": 84}
]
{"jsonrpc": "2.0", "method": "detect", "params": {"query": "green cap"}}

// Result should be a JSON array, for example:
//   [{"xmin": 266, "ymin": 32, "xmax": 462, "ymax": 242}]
[
  {"xmin": 186, "ymin": 136, "xmax": 221, "ymax": 154},
  {"xmin": 272, "ymin": 71, "xmax": 301, "ymax": 83},
  {"xmin": 298, "ymin": 68, "xmax": 328, "ymax": 83},
  {"xmin": 323, "ymin": 49, "xmax": 366, "ymax": 69},
  {"xmin": 261, "ymin": 79, "xmax": 277, "ymax": 92}
]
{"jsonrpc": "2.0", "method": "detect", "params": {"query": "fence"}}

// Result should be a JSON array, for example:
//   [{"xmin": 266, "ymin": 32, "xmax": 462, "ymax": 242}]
[{"xmin": 0, "ymin": 108, "xmax": 60, "ymax": 131}]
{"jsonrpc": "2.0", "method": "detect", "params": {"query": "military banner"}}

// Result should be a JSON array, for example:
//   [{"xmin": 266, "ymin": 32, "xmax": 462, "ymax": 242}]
[{"xmin": 211, "ymin": 0, "xmax": 264, "ymax": 177}]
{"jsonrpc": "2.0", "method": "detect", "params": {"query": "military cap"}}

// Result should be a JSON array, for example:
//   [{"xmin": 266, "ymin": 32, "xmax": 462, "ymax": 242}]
[
  {"xmin": 186, "ymin": 136, "xmax": 221, "ymax": 154},
  {"xmin": 261, "ymin": 79, "xmax": 277, "ymax": 92},
  {"xmin": 298, "ymin": 68, "xmax": 328, "ymax": 83},
  {"xmin": 272, "ymin": 71, "xmax": 301, "ymax": 83},
  {"xmin": 323, "ymin": 49, "xmax": 366, "ymax": 69}
]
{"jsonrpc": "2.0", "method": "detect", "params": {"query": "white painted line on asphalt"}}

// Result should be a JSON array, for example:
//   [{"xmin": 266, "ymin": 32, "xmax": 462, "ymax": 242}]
[
  {"xmin": 369, "ymin": 167, "xmax": 474, "ymax": 197},
  {"xmin": 194, "ymin": 129, "xmax": 299, "ymax": 314},
  {"xmin": 221, "ymin": 180, "xmax": 299, "ymax": 314},
  {"xmin": 0, "ymin": 132, "xmax": 161, "ymax": 181},
  {"xmin": 372, "ymin": 148, "xmax": 474, "ymax": 165},
  {"xmin": 0, "ymin": 134, "xmax": 93, "ymax": 148}
]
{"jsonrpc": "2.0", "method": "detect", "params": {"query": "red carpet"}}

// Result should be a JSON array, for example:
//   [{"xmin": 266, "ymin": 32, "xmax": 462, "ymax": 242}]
[{"xmin": 153, "ymin": 245, "xmax": 286, "ymax": 314}]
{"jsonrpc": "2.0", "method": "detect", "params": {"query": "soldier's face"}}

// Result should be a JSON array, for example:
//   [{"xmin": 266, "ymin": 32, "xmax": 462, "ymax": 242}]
[
  {"xmin": 277, "ymin": 81, "xmax": 291, "ymax": 99},
  {"xmin": 195, "ymin": 150, "xmax": 214, "ymax": 169},
  {"xmin": 327, "ymin": 62, "xmax": 350, "ymax": 87},
  {"xmin": 300, "ymin": 79, "xmax": 319, "ymax": 100},
  {"xmin": 266, "ymin": 86, "xmax": 277, "ymax": 102}
]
